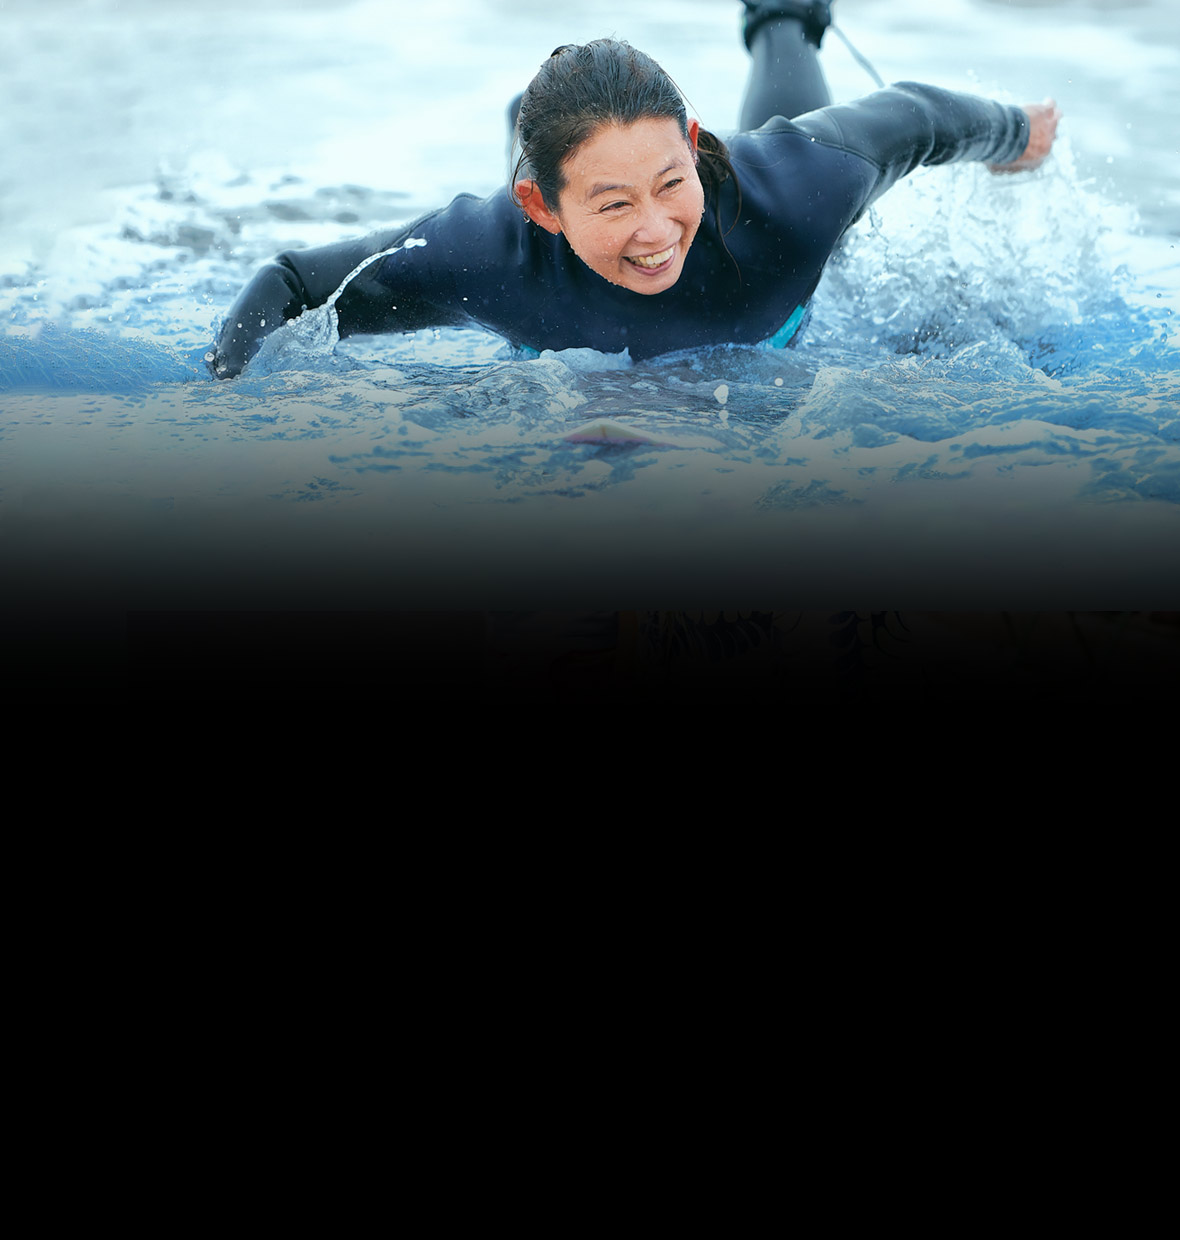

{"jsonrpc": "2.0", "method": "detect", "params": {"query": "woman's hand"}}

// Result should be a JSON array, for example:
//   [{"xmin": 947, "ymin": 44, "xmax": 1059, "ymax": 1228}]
[
  {"xmin": 205, "ymin": 260, "xmax": 306, "ymax": 379},
  {"xmin": 989, "ymin": 99, "xmax": 1062, "ymax": 174}
]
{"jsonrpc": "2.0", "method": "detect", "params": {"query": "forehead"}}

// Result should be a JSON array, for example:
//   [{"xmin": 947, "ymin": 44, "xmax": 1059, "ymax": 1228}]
[{"xmin": 563, "ymin": 118, "xmax": 690, "ymax": 188}]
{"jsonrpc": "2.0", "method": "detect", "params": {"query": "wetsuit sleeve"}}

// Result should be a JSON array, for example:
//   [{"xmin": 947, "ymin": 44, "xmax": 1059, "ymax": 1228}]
[
  {"xmin": 786, "ymin": 82, "xmax": 1030, "ymax": 209},
  {"xmin": 208, "ymin": 221, "xmax": 459, "ymax": 379}
]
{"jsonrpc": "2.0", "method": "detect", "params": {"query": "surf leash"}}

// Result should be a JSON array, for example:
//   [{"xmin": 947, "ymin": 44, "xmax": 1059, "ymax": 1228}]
[{"xmin": 830, "ymin": 20, "xmax": 885, "ymax": 90}]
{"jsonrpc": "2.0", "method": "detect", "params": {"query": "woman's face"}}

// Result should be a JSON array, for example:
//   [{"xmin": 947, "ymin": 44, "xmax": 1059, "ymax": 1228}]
[{"xmin": 519, "ymin": 117, "xmax": 705, "ymax": 295}]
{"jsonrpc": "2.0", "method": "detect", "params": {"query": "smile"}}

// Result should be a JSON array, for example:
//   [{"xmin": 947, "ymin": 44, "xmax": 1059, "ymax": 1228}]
[{"xmin": 624, "ymin": 246, "xmax": 675, "ymax": 270}]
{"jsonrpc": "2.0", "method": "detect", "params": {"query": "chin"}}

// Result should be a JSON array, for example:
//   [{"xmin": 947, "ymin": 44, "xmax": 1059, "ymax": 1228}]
[{"xmin": 626, "ymin": 279, "xmax": 676, "ymax": 295}]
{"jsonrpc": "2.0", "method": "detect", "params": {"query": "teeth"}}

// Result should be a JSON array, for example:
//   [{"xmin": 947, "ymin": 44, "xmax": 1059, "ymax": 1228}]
[{"xmin": 627, "ymin": 247, "xmax": 673, "ymax": 268}]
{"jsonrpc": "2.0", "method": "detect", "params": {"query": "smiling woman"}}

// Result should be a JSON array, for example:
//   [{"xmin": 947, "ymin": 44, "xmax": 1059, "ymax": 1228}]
[
  {"xmin": 516, "ymin": 116, "xmax": 705, "ymax": 295},
  {"xmin": 508, "ymin": 39, "xmax": 714, "ymax": 297},
  {"xmin": 207, "ymin": 6, "xmax": 1057, "ymax": 378}
]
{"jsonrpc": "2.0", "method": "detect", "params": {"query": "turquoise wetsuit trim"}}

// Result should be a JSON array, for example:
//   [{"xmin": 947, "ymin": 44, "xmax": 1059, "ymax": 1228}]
[{"xmin": 766, "ymin": 300, "xmax": 810, "ymax": 349}]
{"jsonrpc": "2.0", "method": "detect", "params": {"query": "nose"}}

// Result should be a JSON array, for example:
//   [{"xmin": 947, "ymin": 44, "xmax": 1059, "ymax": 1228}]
[{"xmin": 632, "ymin": 198, "xmax": 674, "ymax": 244}]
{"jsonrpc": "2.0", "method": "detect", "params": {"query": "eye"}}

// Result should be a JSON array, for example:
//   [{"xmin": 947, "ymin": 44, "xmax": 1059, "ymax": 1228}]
[
  {"xmin": 663, "ymin": 178, "xmax": 684, "ymax": 192},
  {"xmin": 600, "ymin": 200, "xmax": 629, "ymax": 213}
]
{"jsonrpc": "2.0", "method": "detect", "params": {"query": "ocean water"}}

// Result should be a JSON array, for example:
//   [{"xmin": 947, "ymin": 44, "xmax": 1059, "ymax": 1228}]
[{"xmin": 2, "ymin": 0, "xmax": 1179, "ymax": 694}]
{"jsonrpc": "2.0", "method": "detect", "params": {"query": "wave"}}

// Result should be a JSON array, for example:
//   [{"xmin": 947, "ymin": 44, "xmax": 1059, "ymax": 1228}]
[{"xmin": 0, "ymin": 325, "xmax": 204, "ymax": 394}]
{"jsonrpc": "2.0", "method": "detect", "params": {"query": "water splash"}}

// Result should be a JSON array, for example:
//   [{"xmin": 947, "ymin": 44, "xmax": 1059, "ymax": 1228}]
[{"xmin": 247, "ymin": 235, "xmax": 428, "ymax": 376}]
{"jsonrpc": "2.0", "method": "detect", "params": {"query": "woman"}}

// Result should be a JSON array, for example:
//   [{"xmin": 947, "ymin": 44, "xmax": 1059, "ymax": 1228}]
[{"xmin": 207, "ymin": 2, "xmax": 1060, "ymax": 378}]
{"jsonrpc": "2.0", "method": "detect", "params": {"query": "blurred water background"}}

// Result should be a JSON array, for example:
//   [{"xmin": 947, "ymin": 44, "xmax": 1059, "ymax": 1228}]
[{"xmin": 2, "ymin": 0, "xmax": 1179, "ymax": 693}]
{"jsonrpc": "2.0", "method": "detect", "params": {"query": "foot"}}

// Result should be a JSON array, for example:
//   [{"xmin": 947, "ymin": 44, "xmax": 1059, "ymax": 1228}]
[{"xmin": 741, "ymin": 2, "xmax": 832, "ymax": 50}]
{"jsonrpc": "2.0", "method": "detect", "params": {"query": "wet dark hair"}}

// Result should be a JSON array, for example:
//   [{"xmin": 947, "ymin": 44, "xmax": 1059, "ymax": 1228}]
[{"xmin": 510, "ymin": 39, "xmax": 740, "ymax": 234}]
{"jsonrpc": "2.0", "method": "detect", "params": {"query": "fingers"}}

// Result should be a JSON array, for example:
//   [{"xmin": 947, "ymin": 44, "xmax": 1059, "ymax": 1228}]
[
  {"xmin": 1024, "ymin": 99, "xmax": 1062, "ymax": 166},
  {"xmin": 989, "ymin": 99, "xmax": 1062, "ymax": 174}
]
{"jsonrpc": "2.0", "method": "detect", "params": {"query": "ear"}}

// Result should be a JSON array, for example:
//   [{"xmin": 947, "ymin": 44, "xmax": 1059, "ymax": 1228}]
[
  {"xmin": 516, "ymin": 180, "xmax": 563, "ymax": 235},
  {"xmin": 687, "ymin": 118, "xmax": 700, "ymax": 156}
]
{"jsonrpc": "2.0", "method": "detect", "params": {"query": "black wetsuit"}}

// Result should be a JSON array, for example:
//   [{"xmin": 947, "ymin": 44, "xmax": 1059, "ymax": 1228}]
[{"xmin": 209, "ymin": 81, "xmax": 1028, "ymax": 377}]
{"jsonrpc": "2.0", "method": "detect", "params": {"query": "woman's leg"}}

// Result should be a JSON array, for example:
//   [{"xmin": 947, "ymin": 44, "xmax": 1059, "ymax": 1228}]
[{"xmin": 739, "ymin": 1, "xmax": 833, "ymax": 130}]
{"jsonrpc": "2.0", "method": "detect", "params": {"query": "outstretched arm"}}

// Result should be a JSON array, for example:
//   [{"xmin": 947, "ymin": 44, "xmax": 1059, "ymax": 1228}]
[
  {"xmin": 786, "ymin": 82, "xmax": 1034, "ymax": 207},
  {"xmin": 206, "ymin": 224, "xmax": 435, "ymax": 379}
]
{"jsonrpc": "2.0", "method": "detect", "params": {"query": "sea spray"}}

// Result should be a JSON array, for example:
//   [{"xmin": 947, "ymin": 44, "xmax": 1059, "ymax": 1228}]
[{"xmin": 247, "ymin": 236, "xmax": 428, "ymax": 376}]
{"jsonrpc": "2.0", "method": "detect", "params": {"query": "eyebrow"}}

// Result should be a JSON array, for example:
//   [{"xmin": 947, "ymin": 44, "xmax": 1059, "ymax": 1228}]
[{"xmin": 584, "ymin": 160, "xmax": 688, "ymax": 202}]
